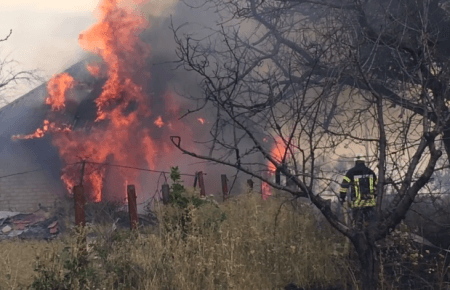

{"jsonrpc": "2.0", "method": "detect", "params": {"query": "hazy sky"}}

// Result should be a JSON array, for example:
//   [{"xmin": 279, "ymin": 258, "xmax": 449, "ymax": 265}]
[{"xmin": 0, "ymin": 0, "xmax": 178, "ymax": 105}]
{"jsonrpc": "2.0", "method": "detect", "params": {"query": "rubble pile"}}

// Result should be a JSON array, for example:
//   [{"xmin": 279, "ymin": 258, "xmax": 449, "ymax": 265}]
[
  {"xmin": 0, "ymin": 201, "xmax": 158, "ymax": 241},
  {"xmin": 0, "ymin": 210, "xmax": 58, "ymax": 240}
]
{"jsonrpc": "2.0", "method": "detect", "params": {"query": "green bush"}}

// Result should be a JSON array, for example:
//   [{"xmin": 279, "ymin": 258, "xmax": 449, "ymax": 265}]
[
  {"xmin": 168, "ymin": 166, "xmax": 208, "ymax": 209},
  {"xmin": 162, "ymin": 166, "xmax": 226, "ymax": 237}
]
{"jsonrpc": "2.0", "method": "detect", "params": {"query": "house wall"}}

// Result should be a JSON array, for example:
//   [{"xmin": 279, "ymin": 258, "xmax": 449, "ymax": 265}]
[{"xmin": 0, "ymin": 170, "xmax": 59, "ymax": 212}]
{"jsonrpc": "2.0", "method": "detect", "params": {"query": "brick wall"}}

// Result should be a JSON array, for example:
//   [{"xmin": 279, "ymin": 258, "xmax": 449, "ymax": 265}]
[{"xmin": 0, "ymin": 170, "xmax": 59, "ymax": 212}]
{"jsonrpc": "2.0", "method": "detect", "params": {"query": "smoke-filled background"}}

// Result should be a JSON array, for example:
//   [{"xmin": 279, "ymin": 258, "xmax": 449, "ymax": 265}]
[{"xmin": 0, "ymin": 0, "xmax": 264, "ymax": 211}]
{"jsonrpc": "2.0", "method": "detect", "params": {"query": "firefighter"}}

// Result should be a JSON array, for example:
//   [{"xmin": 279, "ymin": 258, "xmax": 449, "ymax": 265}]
[{"xmin": 339, "ymin": 155, "xmax": 377, "ymax": 229}]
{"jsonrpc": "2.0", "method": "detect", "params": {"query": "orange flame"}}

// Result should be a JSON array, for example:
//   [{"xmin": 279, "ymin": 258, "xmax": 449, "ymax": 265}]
[
  {"xmin": 268, "ymin": 137, "xmax": 286, "ymax": 172},
  {"xmin": 86, "ymin": 63, "xmax": 101, "ymax": 77},
  {"xmin": 78, "ymin": 0, "xmax": 150, "ymax": 123},
  {"xmin": 12, "ymin": 120, "xmax": 71, "ymax": 141},
  {"xmin": 51, "ymin": 0, "xmax": 153, "ymax": 201},
  {"xmin": 262, "ymin": 136, "xmax": 287, "ymax": 200},
  {"xmin": 154, "ymin": 116, "xmax": 164, "ymax": 128},
  {"xmin": 45, "ymin": 73, "xmax": 75, "ymax": 111}
]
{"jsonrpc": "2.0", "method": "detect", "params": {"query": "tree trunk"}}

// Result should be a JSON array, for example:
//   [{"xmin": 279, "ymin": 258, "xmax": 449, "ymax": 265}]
[
  {"xmin": 351, "ymin": 233, "xmax": 378, "ymax": 290},
  {"xmin": 442, "ymin": 125, "xmax": 450, "ymax": 162}
]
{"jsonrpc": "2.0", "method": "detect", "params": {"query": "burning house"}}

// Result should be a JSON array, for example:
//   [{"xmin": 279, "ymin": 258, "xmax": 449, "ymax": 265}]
[{"xmin": 0, "ymin": 0, "xmax": 238, "ymax": 213}]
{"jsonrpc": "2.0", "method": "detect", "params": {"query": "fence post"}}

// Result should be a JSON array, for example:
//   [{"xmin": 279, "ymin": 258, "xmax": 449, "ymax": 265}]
[
  {"xmin": 127, "ymin": 185, "xmax": 138, "ymax": 230},
  {"xmin": 162, "ymin": 183, "xmax": 170, "ymax": 205},
  {"xmin": 193, "ymin": 171, "xmax": 198, "ymax": 188},
  {"xmin": 73, "ymin": 185, "xmax": 85, "ymax": 227},
  {"xmin": 260, "ymin": 173, "xmax": 263, "ymax": 196},
  {"xmin": 247, "ymin": 179, "xmax": 254, "ymax": 192},
  {"xmin": 79, "ymin": 160, "xmax": 86, "ymax": 185},
  {"xmin": 73, "ymin": 185, "xmax": 87, "ymax": 262},
  {"xmin": 275, "ymin": 168, "xmax": 281, "ymax": 185},
  {"xmin": 221, "ymin": 174, "xmax": 229, "ymax": 201},
  {"xmin": 197, "ymin": 171, "xmax": 206, "ymax": 197}
]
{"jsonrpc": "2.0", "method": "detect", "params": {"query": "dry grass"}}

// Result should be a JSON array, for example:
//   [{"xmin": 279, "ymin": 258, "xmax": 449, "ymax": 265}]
[
  {"xmin": 0, "ymin": 239, "xmax": 64, "ymax": 289},
  {"xmin": 0, "ymin": 191, "xmax": 350, "ymax": 290}
]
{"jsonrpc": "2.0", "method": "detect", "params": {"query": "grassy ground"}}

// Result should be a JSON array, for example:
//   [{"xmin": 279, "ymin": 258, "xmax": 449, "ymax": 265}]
[
  {"xmin": 0, "ymin": 190, "xmax": 352, "ymax": 290},
  {"xmin": 0, "ymin": 239, "xmax": 64, "ymax": 289}
]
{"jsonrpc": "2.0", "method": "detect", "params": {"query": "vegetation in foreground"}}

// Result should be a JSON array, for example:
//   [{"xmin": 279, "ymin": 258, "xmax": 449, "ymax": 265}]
[
  {"xmin": 0, "ymin": 189, "xmax": 349, "ymax": 290},
  {"xmin": 0, "ymin": 170, "xmax": 443, "ymax": 290},
  {"xmin": 0, "ymin": 168, "xmax": 449, "ymax": 290}
]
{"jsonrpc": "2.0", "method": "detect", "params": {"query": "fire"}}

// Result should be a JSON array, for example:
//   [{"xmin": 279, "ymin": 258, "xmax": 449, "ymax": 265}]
[
  {"xmin": 261, "ymin": 180, "xmax": 272, "ymax": 200},
  {"xmin": 262, "ymin": 136, "xmax": 287, "ymax": 200},
  {"xmin": 78, "ymin": 0, "xmax": 150, "ymax": 124},
  {"xmin": 45, "ymin": 73, "xmax": 75, "ymax": 111},
  {"xmin": 56, "ymin": 0, "xmax": 154, "ymax": 201},
  {"xmin": 197, "ymin": 117, "xmax": 205, "ymax": 124},
  {"xmin": 12, "ymin": 72, "xmax": 74, "ymax": 141},
  {"xmin": 12, "ymin": 0, "xmax": 184, "ymax": 202},
  {"xmin": 11, "ymin": 120, "xmax": 71, "ymax": 141},
  {"xmin": 154, "ymin": 116, "xmax": 164, "ymax": 128},
  {"xmin": 268, "ymin": 137, "xmax": 286, "ymax": 172},
  {"xmin": 86, "ymin": 63, "xmax": 101, "ymax": 77},
  {"xmin": 13, "ymin": 0, "xmax": 198, "ymax": 203}
]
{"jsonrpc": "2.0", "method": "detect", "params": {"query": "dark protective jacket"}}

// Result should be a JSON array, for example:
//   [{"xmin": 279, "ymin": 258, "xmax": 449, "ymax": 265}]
[{"xmin": 339, "ymin": 162, "xmax": 377, "ymax": 208}]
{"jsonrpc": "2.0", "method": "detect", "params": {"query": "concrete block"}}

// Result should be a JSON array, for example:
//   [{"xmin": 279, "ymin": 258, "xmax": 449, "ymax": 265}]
[{"xmin": 1, "ymin": 225, "xmax": 11, "ymax": 233}]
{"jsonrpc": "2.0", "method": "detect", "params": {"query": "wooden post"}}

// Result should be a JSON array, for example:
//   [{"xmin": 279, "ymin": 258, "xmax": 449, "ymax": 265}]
[
  {"xmin": 221, "ymin": 174, "xmax": 229, "ymax": 201},
  {"xmin": 197, "ymin": 171, "xmax": 206, "ymax": 197},
  {"xmin": 73, "ymin": 185, "xmax": 85, "ymax": 227},
  {"xmin": 79, "ymin": 160, "xmax": 86, "ymax": 185},
  {"xmin": 127, "ymin": 185, "xmax": 138, "ymax": 230},
  {"xmin": 193, "ymin": 171, "xmax": 198, "ymax": 188},
  {"xmin": 275, "ymin": 168, "xmax": 281, "ymax": 185},
  {"xmin": 260, "ymin": 173, "xmax": 264, "ymax": 196},
  {"xmin": 74, "ymin": 185, "xmax": 87, "ymax": 261},
  {"xmin": 247, "ymin": 179, "xmax": 254, "ymax": 191},
  {"xmin": 162, "ymin": 183, "xmax": 170, "ymax": 205}
]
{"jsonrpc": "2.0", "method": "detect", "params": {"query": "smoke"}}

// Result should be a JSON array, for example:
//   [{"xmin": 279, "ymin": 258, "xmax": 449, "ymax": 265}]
[{"xmin": 132, "ymin": 1, "xmax": 267, "ymax": 202}]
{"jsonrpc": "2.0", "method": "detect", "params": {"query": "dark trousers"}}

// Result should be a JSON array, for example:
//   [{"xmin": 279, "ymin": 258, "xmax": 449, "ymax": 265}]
[{"xmin": 352, "ymin": 207, "xmax": 374, "ymax": 229}]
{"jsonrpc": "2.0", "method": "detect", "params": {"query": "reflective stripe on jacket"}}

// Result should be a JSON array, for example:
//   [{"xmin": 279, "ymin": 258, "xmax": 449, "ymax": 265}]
[{"xmin": 340, "ymin": 163, "xmax": 377, "ymax": 208}]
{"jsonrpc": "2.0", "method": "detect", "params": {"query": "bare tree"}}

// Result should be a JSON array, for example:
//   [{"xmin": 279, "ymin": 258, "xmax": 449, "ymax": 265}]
[
  {"xmin": 169, "ymin": 0, "xmax": 450, "ymax": 288},
  {"xmin": 0, "ymin": 29, "xmax": 43, "ymax": 106}
]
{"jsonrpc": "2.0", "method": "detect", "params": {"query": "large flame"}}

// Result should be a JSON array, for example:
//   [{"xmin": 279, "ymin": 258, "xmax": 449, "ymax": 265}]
[
  {"xmin": 45, "ymin": 73, "xmax": 75, "ymax": 111},
  {"xmin": 262, "ymin": 136, "xmax": 287, "ymax": 200},
  {"xmin": 12, "ymin": 72, "xmax": 74, "ymax": 141},
  {"xmin": 13, "ymin": 0, "xmax": 196, "ymax": 202}
]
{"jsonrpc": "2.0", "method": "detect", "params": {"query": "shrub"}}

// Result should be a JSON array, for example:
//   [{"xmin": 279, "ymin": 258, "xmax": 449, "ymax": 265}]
[
  {"xmin": 31, "ymin": 226, "xmax": 99, "ymax": 290},
  {"xmin": 161, "ymin": 166, "xmax": 226, "ymax": 238}
]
